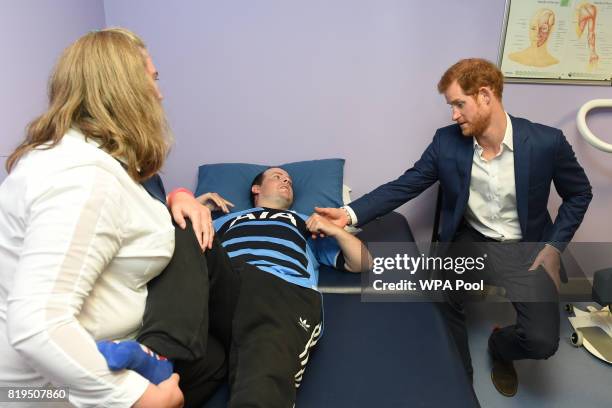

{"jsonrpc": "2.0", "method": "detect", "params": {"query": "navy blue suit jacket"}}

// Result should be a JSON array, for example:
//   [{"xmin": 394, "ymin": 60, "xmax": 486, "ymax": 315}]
[{"xmin": 350, "ymin": 116, "xmax": 592, "ymax": 252}]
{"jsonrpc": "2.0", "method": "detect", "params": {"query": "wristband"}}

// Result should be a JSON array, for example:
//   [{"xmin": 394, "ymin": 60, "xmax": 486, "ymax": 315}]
[{"xmin": 167, "ymin": 187, "xmax": 194, "ymax": 207}]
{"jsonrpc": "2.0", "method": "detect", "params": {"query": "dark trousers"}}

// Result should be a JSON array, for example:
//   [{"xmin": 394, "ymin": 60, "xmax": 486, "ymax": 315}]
[
  {"xmin": 137, "ymin": 221, "xmax": 240, "ymax": 407},
  {"xmin": 228, "ymin": 264, "xmax": 322, "ymax": 408},
  {"xmin": 437, "ymin": 224, "xmax": 560, "ymax": 379},
  {"xmin": 137, "ymin": 221, "xmax": 322, "ymax": 408}
]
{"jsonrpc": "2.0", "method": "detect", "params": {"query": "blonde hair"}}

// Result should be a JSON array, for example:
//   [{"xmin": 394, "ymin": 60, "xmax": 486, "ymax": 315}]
[{"xmin": 6, "ymin": 27, "xmax": 171, "ymax": 181}]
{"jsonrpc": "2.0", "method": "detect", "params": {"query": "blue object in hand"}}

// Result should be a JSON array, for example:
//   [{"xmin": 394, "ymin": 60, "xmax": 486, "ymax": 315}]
[{"xmin": 97, "ymin": 340, "xmax": 173, "ymax": 385}]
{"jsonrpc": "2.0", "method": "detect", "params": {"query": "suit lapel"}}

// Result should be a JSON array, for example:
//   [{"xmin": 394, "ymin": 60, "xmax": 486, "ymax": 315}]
[
  {"xmin": 511, "ymin": 115, "xmax": 530, "ymax": 237},
  {"xmin": 455, "ymin": 133, "xmax": 474, "ymax": 221}
]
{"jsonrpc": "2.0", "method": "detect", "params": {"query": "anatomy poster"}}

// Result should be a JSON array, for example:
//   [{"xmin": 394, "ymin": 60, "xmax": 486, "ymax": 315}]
[{"xmin": 499, "ymin": 0, "xmax": 612, "ymax": 84}]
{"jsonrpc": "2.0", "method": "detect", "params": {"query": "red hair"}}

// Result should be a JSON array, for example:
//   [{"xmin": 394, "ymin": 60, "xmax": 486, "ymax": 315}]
[{"xmin": 437, "ymin": 58, "xmax": 504, "ymax": 100}]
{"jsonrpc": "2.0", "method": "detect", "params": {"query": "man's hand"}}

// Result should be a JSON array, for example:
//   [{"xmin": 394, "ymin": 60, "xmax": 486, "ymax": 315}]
[
  {"xmin": 170, "ymin": 192, "xmax": 214, "ymax": 251},
  {"xmin": 134, "ymin": 373, "xmax": 184, "ymax": 408},
  {"xmin": 196, "ymin": 192, "xmax": 234, "ymax": 213},
  {"xmin": 306, "ymin": 213, "xmax": 343, "ymax": 239},
  {"xmin": 308, "ymin": 212, "xmax": 372, "ymax": 272},
  {"xmin": 314, "ymin": 207, "xmax": 349, "ymax": 228},
  {"xmin": 529, "ymin": 245, "xmax": 561, "ymax": 291}
]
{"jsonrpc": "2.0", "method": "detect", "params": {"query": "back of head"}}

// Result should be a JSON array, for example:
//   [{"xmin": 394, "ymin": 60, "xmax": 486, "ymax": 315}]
[
  {"xmin": 437, "ymin": 58, "xmax": 504, "ymax": 101},
  {"xmin": 250, "ymin": 169, "xmax": 269, "ymax": 207},
  {"xmin": 6, "ymin": 28, "xmax": 170, "ymax": 181}
]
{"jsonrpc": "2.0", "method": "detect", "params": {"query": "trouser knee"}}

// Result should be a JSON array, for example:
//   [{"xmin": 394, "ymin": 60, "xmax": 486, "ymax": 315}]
[{"xmin": 522, "ymin": 332, "xmax": 559, "ymax": 359}]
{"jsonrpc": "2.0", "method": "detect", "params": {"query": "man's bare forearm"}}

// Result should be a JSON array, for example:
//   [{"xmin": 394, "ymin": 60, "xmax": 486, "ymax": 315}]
[{"xmin": 332, "ymin": 229, "xmax": 372, "ymax": 272}]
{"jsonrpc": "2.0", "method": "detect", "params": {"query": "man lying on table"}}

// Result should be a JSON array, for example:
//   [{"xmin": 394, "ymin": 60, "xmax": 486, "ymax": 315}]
[{"xmin": 97, "ymin": 166, "xmax": 371, "ymax": 408}]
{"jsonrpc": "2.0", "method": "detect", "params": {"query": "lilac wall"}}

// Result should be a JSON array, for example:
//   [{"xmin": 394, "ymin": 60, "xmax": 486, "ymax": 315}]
[
  {"xmin": 0, "ymin": 0, "xmax": 105, "ymax": 181},
  {"xmin": 3, "ymin": 1, "xmax": 610, "ymax": 244},
  {"xmin": 104, "ymin": 0, "xmax": 612, "ymax": 243}
]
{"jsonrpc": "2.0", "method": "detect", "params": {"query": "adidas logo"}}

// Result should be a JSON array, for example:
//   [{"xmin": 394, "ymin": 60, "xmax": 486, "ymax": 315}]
[{"xmin": 298, "ymin": 317, "xmax": 311, "ymax": 331}]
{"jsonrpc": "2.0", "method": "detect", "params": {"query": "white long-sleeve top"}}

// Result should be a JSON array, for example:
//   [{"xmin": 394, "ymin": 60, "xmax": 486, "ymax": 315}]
[{"xmin": 0, "ymin": 129, "xmax": 175, "ymax": 407}]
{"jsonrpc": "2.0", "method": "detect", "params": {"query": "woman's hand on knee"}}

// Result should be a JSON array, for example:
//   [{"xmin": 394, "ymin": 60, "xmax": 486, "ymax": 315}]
[{"xmin": 170, "ymin": 191, "xmax": 215, "ymax": 251}]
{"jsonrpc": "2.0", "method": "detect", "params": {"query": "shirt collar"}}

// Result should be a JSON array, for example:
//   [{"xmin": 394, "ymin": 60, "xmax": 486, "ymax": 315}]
[
  {"xmin": 502, "ymin": 112, "xmax": 513, "ymax": 151},
  {"xmin": 472, "ymin": 112, "xmax": 513, "ymax": 152}
]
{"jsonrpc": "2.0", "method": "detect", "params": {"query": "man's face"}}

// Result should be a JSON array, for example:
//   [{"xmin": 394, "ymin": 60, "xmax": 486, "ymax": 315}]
[
  {"xmin": 252, "ymin": 167, "xmax": 294, "ymax": 209},
  {"xmin": 444, "ymin": 81, "xmax": 491, "ymax": 138}
]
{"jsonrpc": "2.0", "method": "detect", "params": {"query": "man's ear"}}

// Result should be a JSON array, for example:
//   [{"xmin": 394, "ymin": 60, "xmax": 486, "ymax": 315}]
[
  {"xmin": 251, "ymin": 185, "xmax": 261, "ymax": 195},
  {"xmin": 479, "ymin": 87, "xmax": 493, "ymax": 104}
]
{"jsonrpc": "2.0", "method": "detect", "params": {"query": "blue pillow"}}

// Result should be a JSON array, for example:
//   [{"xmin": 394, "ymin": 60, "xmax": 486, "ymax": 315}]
[{"xmin": 195, "ymin": 159, "xmax": 344, "ymax": 216}]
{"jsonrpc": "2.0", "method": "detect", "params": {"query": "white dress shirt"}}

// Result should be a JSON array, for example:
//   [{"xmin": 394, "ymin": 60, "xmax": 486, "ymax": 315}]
[
  {"xmin": 0, "ymin": 129, "xmax": 175, "ymax": 407},
  {"xmin": 464, "ymin": 112, "xmax": 522, "ymax": 241}
]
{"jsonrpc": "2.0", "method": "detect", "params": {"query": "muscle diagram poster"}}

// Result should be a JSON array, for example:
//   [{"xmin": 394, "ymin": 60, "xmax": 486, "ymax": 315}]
[{"xmin": 499, "ymin": 0, "xmax": 612, "ymax": 84}]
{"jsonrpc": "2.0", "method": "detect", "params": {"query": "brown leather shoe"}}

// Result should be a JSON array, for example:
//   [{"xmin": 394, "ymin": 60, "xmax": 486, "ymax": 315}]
[{"xmin": 490, "ymin": 353, "xmax": 518, "ymax": 397}]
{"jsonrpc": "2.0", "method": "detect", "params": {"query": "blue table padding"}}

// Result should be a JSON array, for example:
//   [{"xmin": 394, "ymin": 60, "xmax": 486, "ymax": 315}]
[{"xmin": 204, "ymin": 296, "xmax": 478, "ymax": 407}]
